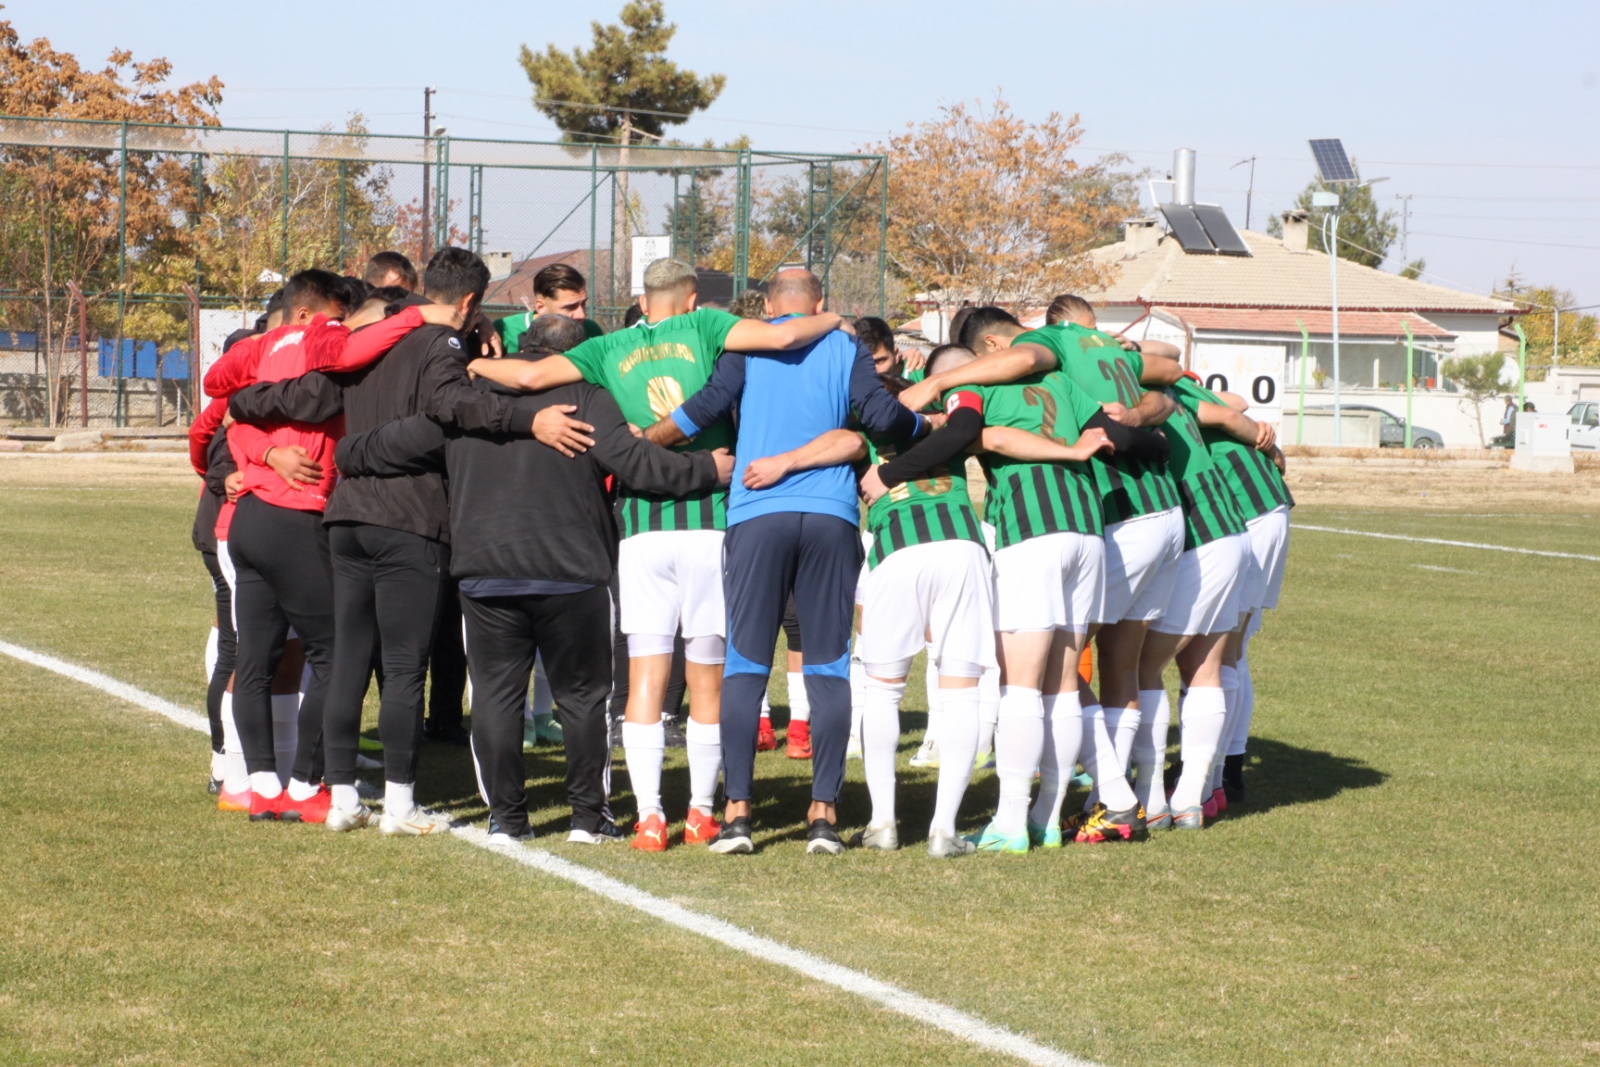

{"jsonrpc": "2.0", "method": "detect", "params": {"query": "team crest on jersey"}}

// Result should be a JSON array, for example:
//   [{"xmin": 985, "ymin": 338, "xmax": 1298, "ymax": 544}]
[{"xmin": 646, "ymin": 376, "xmax": 686, "ymax": 419}]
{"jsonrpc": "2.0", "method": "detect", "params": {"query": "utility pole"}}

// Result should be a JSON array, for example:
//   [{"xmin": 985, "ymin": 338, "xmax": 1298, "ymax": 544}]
[
  {"xmin": 1231, "ymin": 156, "xmax": 1257, "ymax": 230},
  {"xmin": 1396, "ymin": 194, "xmax": 1412, "ymax": 265},
  {"xmin": 421, "ymin": 87, "xmax": 435, "ymax": 264}
]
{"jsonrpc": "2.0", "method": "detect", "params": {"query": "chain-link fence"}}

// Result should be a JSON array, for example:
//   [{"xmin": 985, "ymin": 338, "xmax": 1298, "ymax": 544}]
[{"xmin": 0, "ymin": 115, "xmax": 888, "ymax": 428}]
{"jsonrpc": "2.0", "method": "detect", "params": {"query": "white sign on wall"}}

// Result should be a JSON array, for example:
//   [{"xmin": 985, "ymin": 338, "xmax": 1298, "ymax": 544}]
[
  {"xmin": 630, "ymin": 235, "xmax": 674, "ymax": 296},
  {"xmin": 199, "ymin": 308, "xmax": 257, "ymax": 404},
  {"xmin": 1189, "ymin": 343, "xmax": 1285, "ymax": 424}
]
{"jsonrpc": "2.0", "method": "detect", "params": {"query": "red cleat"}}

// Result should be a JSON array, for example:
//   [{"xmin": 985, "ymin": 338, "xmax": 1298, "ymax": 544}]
[
  {"xmin": 248, "ymin": 790, "xmax": 282, "ymax": 822},
  {"xmin": 1211, "ymin": 787, "xmax": 1228, "ymax": 814},
  {"xmin": 683, "ymin": 807, "xmax": 721, "ymax": 845},
  {"xmin": 631, "ymin": 813, "xmax": 668, "ymax": 852},
  {"xmin": 786, "ymin": 718, "xmax": 812, "ymax": 760},
  {"xmin": 756, "ymin": 716, "xmax": 778, "ymax": 752},
  {"xmin": 279, "ymin": 784, "xmax": 332, "ymax": 824},
  {"xmin": 1201, "ymin": 794, "xmax": 1219, "ymax": 820}
]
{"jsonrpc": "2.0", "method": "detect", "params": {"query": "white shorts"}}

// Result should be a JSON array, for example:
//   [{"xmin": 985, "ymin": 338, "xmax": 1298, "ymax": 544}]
[
  {"xmin": 1245, "ymin": 507, "xmax": 1290, "ymax": 613},
  {"xmin": 992, "ymin": 531, "xmax": 1105, "ymax": 634},
  {"xmin": 855, "ymin": 531, "xmax": 875, "ymax": 606},
  {"xmin": 1102, "ymin": 506, "xmax": 1184, "ymax": 624},
  {"xmin": 1151, "ymin": 533, "xmax": 1250, "ymax": 636},
  {"xmin": 859, "ymin": 539, "xmax": 996, "ymax": 673},
  {"xmin": 617, "ymin": 529, "xmax": 725, "ymax": 639}
]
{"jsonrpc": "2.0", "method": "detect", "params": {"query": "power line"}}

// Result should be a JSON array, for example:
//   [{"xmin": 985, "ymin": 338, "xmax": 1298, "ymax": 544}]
[{"xmin": 1407, "ymin": 231, "xmax": 1600, "ymax": 252}]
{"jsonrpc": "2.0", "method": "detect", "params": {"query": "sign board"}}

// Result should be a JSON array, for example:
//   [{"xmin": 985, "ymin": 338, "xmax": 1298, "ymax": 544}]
[
  {"xmin": 1515, "ymin": 409, "xmax": 1571, "ymax": 455},
  {"xmin": 630, "ymin": 235, "xmax": 673, "ymax": 296},
  {"xmin": 198, "ymin": 308, "xmax": 257, "ymax": 404},
  {"xmin": 1189, "ymin": 343, "xmax": 1284, "ymax": 424}
]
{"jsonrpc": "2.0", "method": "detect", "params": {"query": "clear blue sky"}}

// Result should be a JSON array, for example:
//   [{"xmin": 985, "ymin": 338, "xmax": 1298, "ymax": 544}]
[{"xmin": 8, "ymin": 0, "xmax": 1599, "ymax": 307}]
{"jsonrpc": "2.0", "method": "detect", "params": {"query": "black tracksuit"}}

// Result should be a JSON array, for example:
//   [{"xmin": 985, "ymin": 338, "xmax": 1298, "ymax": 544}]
[
  {"xmin": 337, "ymin": 370, "xmax": 719, "ymax": 836},
  {"xmin": 193, "ymin": 429, "xmax": 237, "ymax": 756}
]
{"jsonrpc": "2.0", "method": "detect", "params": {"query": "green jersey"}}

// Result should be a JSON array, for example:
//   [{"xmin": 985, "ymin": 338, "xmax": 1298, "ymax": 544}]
[
  {"xmin": 563, "ymin": 308, "xmax": 740, "ymax": 537},
  {"xmin": 863, "ymin": 430, "xmax": 985, "ymax": 570},
  {"xmin": 965, "ymin": 373, "xmax": 1104, "ymax": 549},
  {"xmin": 1173, "ymin": 378, "xmax": 1295, "ymax": 522},
  {"xmin": 1015, "ymin": 322, "xmax": 1182, "ymax": 526},
  {"xmin": 1160, "ymin": 381, "xmax": 1249, "ymax": 550},
  {"xmin": 904, "ymin": 363, "xmax": 928, "ymax": 383},
  {"xmin": 495, "ymin": 312, "xmax": 604, "ymax": 354}
]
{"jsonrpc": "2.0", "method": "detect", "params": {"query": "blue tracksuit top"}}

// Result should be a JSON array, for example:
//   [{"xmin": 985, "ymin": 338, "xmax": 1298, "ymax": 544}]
[{"xmin": 670, "ymin": 316, "xmax": 924, "ymax": 528}]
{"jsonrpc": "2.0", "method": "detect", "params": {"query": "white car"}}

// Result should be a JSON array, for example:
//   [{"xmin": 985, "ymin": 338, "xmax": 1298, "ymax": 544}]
[{"xmin": 1569, "ymin": 402, "xmax": 1600, "ymax": 451}]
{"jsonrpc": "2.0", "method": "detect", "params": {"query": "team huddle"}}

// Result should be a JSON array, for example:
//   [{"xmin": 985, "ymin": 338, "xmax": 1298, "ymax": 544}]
[{"xmin": 189, "ymin": 246, "xmax": 1291, "ymax": 858}]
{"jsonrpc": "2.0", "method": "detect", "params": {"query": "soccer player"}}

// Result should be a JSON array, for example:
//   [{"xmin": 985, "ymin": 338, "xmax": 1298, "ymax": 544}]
[
  {"xmin": 364, "ymin": 251, "xmax": 418, "ymax": 293},
  {"xmin": 464, "ymin": 259, "xmax": 845, "ymax": 851},
  {"xmin": 494, "ymin": 262, "xmax": 603, "ymax": 354}
]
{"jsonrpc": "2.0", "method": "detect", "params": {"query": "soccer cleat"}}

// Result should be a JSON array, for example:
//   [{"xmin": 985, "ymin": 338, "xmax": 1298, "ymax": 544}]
[
  {"xmin": 1211, "ymin": 787, "xmax": 1228, "ymax": 815},
  {"xmin": 217, "ymin": 785, "xmax": 252, "ymax": 812},
  {"xmin": 1171, "ymin": 806, "xmax": 1204, "ymax": 831},
  {"xmin": 631, "ymin": 813, "xmax": 669, "ymax": 852},
  {"xmin": 1145, "ymin": 808, "xmax": 1174, "ymax": 832},
  {"xmin": 805, "ymin": 818, "xmax": 844, "ymax": 855},
  {"xmin": 486, "ymin": 818, "xmax": 535, "ymax": 845},
  {"xmin": 534, "ymin": 712, "xmax": 565, "ymax": 745},
  {"xmin": 1027, "ymin": 820, "xmax": 1063, "ymax": 849},
  {"xmin": 964, "ymin": 821, "xmax": 1030, "ymax": 854},
  {"xmin": 1070, "ymin": 769, "xmax": 1094, "ymax": 790},
  {"xmin": 849, "ymin": 822, "xmax": 900, "ymax": 851},
  {"xmin": 683, "ymin": 807, "xmax": 721, "ymax": 845},
  {"xmin": 207, "ymin": 776, "xmax": 222, "ymax": 796},
  {"xmin": 909, "ymin": 736, "xmax": 939, "ymax": 769},
  {"xmin": 568, "ymin": 821, "xmax": 624, "ymax": 845},
  {"xmin": 846, "ymin": 732, "xmax": 863, "ymax": 760},
  {"xmin": 756, "ymin": 716, "xmax": 778, "ymax": 752},
  {"xmin": 1223, "ymin": 753, "xmax": 1246, "ymax": 803},
  {"xmin": 326, "ymin": 804, "xmax": 372, "ymax": 832},
  {"xmin": 1072, "ymin": 803, "xmax": 1149, "ymax": 844},
  {"xmin": 1202, "ymin": 795, "xmax": 1220, "ymax": 820},
  {"xmin": 708, "ymin": 815, "xmax": 754, "ymax": 854},
  {"xmin": 786, "ymin": 719, "xmax": 812, "ymax": 760},
  {"xmin": 247, "ymin": 790, "xmax": 282, "ymax": 821},
  {"xmin": 973, "ymin": 748, "xmax": 996, "ymax": 772},
  {"xmin": 380, "ymin": 806, "xmax": 444, "ymax": 836},
  {"xmin": 522, "ymin": 717, "xmax": 539, "ymax": 753},
  {"xmin": 1061, "ymin": 808, "xmax": 1091, "ymax": 839},
  {"xmin": 927, "ymin": 829, "xmax": 976, "ymax": 858},
  {"xmin": 278, "ymin": 785, "xmax": 331, "ymax": 824},
  {"xmin": 355, "ymin": 754, "xmax": 384, "ymax": 770}
]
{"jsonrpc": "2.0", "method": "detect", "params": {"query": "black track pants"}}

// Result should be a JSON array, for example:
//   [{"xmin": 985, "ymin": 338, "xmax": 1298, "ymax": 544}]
[
  {"xmin": 427, "ymin": 578, "xmax": 467, "ymax": 729},
  {"xmin": 227, "ymin": 493, "xmax": 335, "ymax": 781},
  {"xmin": 200, "ymin": 549, "xmax": 235, "ymax": 755},
  {"xmin": 323, "ymin": 524, "xmax": 447, "ymax": 787},
  {"xmin": 462, "ymin": 586, "xmax": 613, "ymax": 836}
]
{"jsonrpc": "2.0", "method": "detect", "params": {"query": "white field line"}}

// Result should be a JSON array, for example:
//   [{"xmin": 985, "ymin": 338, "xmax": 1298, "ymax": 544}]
[
  {"xmin": 1293, "ymin": 523, "xmax": 1600, "ymax": 562},
  {"xmin": 0, "ymin": 639, "xmax": 1096, "ymax": 1067}
]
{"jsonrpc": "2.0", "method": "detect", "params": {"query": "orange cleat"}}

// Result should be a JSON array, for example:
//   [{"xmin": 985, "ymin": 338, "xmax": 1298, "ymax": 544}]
[
  {"xmin": 279, "ymin": 784, "xmax": 331, "ymax": 824},
  {"xmin": 786, "ymin": 718, "xmax": 812, "ymax": 760},
  {"xmin": 631, "ymin": 813, "xmax": 668, "ymax": 852},
  {"xmin": 756, "ymin": 716, "xmax": 778, "ymax": 751},
  {"xmin": 683, "ymin": 807, "xmax": 721, "ymax": 845},
  {"xmin": 217, "ymin": 786, "xmax": 252, "ymax": 812}
]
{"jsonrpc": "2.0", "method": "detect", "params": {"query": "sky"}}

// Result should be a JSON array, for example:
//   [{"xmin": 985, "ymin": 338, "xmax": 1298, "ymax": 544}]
[{"xmin": 8, "ymin": 0, "xmax": 1599, "ymax": 308}]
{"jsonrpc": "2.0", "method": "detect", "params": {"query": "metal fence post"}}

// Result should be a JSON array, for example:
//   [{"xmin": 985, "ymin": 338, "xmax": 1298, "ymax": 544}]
[
  {"xmin": 877, "ymin": 156, "xmax": 889, "ymax": 317},
  {"xmin": 1514, "ymin": 323, "xmax": 1527, "ymax": 411},
  {"xmin": 588, "ymin": 144, "xmax": 597, "ymax": 301},
  {"xmin": 115, "ymin": 121, "xmax": 129, "ymax": 428},
  {"xmin": 468, "ymin": 164, "xmax": 483, "ymax": 254},
  {"xmin": 1403, "ymin": 320, "xmax": 1414, "ymax": 449},
  {"xmin": 434, "ymin": 136, "xmax": 451, "ymax": 252},
  {"xmin": 280, "ymin": 130, "xmax": 290, "ymax": 277},
  {"xmin": 1296, "ymin": 317, "xmax": 1309, "ymax": 446},
  {"xmin": 337, "ymin": 159, "xmax": 347, "ymax": 272},
  {"xmin": 821, "ymin": 161, "xmax": 834, "ymax": 305}
]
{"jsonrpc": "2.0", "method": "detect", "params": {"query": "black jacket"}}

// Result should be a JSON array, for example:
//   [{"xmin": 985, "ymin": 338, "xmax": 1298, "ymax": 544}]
[
  {"xmin": 337, "ymin": 377, "xmax": 719, "ymax": 586},
  {"xmin": 191, "ymin": 428, "xmax": 237, "ymax": 554}
]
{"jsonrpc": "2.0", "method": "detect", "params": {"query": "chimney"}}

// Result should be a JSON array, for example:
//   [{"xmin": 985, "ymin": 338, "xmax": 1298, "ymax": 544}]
[
  {"xmin": 1280, "ymin": 210, "xmax": 1309, "ymax": 253},
  {"xmin": 483, "ymin": 250, "xmax": 515, "ymax": 280},
  {"xmin": 1172, "ymin": 148, "xmax": 1196, "ymax": 205},
  {"xmin": 1123, "ymin": 217, "xmax": 1162, "ymax": 256}
]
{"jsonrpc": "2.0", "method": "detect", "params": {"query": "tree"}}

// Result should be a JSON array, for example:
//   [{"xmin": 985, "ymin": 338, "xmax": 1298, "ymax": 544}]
[
  {"xmin": 1400, "ymin": 257, "xmax": 1426, "ymax": 280},
  {"xmin": 1267, "ymin": 166, "xmax": 1397, "ymax": 268},
  {"xmin": 1492, "ymin": 278, "xmax": 1599, "ymax": 375},
  {"xmin": 1444, "ymin": 352, "xmax": 1509, "ymax": 447},
  {"xmin": 874, "ymin": 96, "xmax": 1134, "ymax": 315},
  {"xmin": 520, "ymin": 1, "xmax": 724, "ymax": 308}
]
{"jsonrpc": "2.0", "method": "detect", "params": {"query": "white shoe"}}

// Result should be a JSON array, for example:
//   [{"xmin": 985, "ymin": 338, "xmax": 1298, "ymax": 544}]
[
  {"xmin": 566, "ymin": 822, "xmax": 625, "ymax": 845},
  {"xmin": 326, "ymin": 804, "xmax": 371, "ymax": 832},
  {"xmin": 846, "ymin": 734, "xmax": 863, "ymax": 760},
  {"xmin": 379, "ymin": 805, "xmax": 445, "ymax": 836},
  {"xmin": 909, "ymin": 736, "xmax": 939, "ymax": 768},
  {"xmin": 355, "ymin": 754, "xmax": 383, "ymax": 770},
  {"xmin": 927, "ymin": 829, "xmax": 976, "ymax": 858}
]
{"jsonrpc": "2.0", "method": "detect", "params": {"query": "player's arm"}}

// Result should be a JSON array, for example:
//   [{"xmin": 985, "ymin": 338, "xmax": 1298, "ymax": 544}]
[
  {"xmin": 980, "ymin": 425, "xmax": 1113, "ymax": 463},
  {"xmin": 743, "ymin": 429, "xmax": 867, "ymax": 490},
  {"xmin": 1122, "ymin": 337, "xmax": 1182, "ymax": 361},
  {"xmin": 201, "ymin": 333, "xmax": 262, "ymax": 400},
  {"xmin": 582, "ymin": 388, "xmax": 733, "ymax": 494},
  {"xmin": 228, "ymin": 420, "xmax": 322, "ymax": 489},
  {"xmin": 1196, "ymin": 400, "xmax": 1275, "ymax": 451},
  {"xmin": 1214, "ymin": 390, "xmax": 1250, "ymax": 413},
  {"xmin": 896, "ymin": 343, "xmax": 1056, "ymax": 413},
  {"xmin": 851, "ymin": 346, "xmax": 924, "ymax": 440},
  {"xmin": 647, "ymin": 351, "xmax": 747, "ymax": 448},
  {"xmin": 724, "ymin": 313, "xmax": 843, "ymax": 352},
  {"xmin": 228, "ymin": 371, "xmax": 344, "ymax": 426},
  {"xmin": 1137, "ymin": 352, "xmax": 1184, "ymax": 386},
  {"xmin": 189, "ymin": 396, "xmax": 227, "ymax": 476},
  {"xmin": 335, "ymin": 414, "xmax": 448, "ymax": 478},
  {"xmin": 859, "ymin": 393, "xmax": 984, "ymax": 504},
  {"xmin": 419, "ymin": 342, "xmax": 533, "ymax": 435},
  {"xmin": 462, "ymin": 352, "xmax": 585, "ymax": 392},
  {"xmin": 1101, "ymin": 387, "xmax": 1176, "ymax": 428},
  {"xmin": 304, "ymin": 305, "xmax": 458, "ymax": 373}
]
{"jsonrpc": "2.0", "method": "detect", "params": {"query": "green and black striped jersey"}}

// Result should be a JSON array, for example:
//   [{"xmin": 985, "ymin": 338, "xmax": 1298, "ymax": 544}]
[
  {"xmin": 1171, "ymin": 378, "xmax": 1295, "ymax": 522},
  {"xmin": 1160, "ymin": 382, "xmax": 1249, "ymax": 549},
  {"xmin": 863, "ymin": 431, "xmax": 985, "ymax": 570},
  {"xmin": 1014, "ymin": 323, "xmax": 1181, "ymax": 525},
  {"xmin": 965, "ymin": 373, "xmax": 1105, "ymax": 549}
]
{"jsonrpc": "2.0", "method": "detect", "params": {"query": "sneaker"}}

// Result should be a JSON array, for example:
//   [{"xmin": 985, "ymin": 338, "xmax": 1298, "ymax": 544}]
[
  {"xmin": 909, "ymin": 736, "xmax": 939, "ymax": 769},
  {"xmin": 568, "ymin": 821, "xmax": 625, "ymax": 845},
  {"xmin": 846, "ymin": 732, "xmax": 863, "ymax": 760},
  {"xmin": 848, "ymin": 822, "xmax": 900, "ymax": 851},
  {"xmin": 683, "ymin": 807, "xmax": 721, "ymax": 845},
  {"xmin": 708, "ymin": 815, "xmax": 753, "ymax": 854},
  {"xmin": 247, "ymin": 790, "xmax": 282, "ymax": 822},
  {"xmin": 217, "ymin": 785, "xmax": 252, "ymax": 812},
  {"xmin": 786, "ymin": 719, "xmax": 812, "ymax": 760},
  {"xmin": 1202, "ymin": 795, "xmax": 1220, "ymax": 820},
  {"xmin": 927, "ymin": 829, "xmax": 976, "ymax": 858},
  {"xmin": 756, "ymin": 717, "xmax": 778, "ymax": 752},
  {"xmin": 1171, "ymin": 805, "xmax": 1204, "ymax": 831},
  {"xmin": 487, "ymin": 818, "xmax": 535, "ymax": 845},
  {"xmin": 207, "ymin": 776, "xmax": 222, "ymax": 796},
  {"xmin": 965, "ymin": 821, "xmax": 1030, "ymax": 854},
  {"xmin": 534, "ymin": 712, "xmax": 564, "ymax": 745},
  {"xmin": 355, "ymin": 754, "xmax": 384, "ymax": 770},
  {"xmin": 326, "ymin": 804, "xmax": 372, "ymax": 832},
  {"xmin": 973, "ymin": 748, "xmax": 996, "ymax": 772},
  {"xmin": 380, "ymin": 805, "xmax": 445, "ymax": 836},
  {"xmin": 1211, "ymin": 787, "xmax": 1228, "ymax": 815},
  {"xmin": 1223, "ymin": 753, "xmax": 1246, "ymax": 803},
  {"xmin": 1027, "ymin": 819, "xmax": 1063, "ymax": 849},
  {"xmin": 805, "ymin": 818, "xmax": 844, "ymax": 855},
  {"xmin": 279, "ymin": 785, "xmax": 331, "ymax": 824},
  {"xmin": 522, "ymin": 717, "xmax": 539, "ymax": 753},
  {"xmin": 630, "ymin": 813, "xmax": 669, "ymax": 852},
  {"xmin": 1061, "ymin": 807, "xmax": 1092, "ymax": 839},
  {"xmin": 1072, "ymin": 802, "xmax": 1149, "ymax": 844},
  {"xmin": 1145, "ymin": 807, "xmax": 1174, "ymax": 831}
]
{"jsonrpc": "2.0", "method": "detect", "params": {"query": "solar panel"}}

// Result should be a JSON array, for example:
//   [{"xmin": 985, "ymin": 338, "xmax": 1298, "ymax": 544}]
[
  {"xmin": 1309, "ymin": 138, "xmax": 1356, "ymax": 184},
  {"xmin": 1192, "ymin": 204, "xmax": 1252, "ymax": 255},
  {"xmin": 1159, "ymin": 203, "xmax": 1214, "ymax": 253}
]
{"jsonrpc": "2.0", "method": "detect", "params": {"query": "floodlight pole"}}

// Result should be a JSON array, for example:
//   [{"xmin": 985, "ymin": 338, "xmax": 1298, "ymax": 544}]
[
  {"xmin": 1514, "ymin": 323, "xmax": 1527, "ymax": 411},
  {"xmin": 1325, "ymin": 209, "xmax": 1343, "ymax": 444},
  {"xmin": 1402, "ymin": 320, "xmax": 1415, "ymax": 449},
  {"xmin": 1296, "ymin": 317, "xmax": 1309, "ymax": 446}
]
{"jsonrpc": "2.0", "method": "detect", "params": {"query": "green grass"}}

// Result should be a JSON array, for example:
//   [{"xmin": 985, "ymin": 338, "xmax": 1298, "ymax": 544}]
[{"xmin": 2, "ymin": 481, "xmax": 1598, "ymax": 1066}]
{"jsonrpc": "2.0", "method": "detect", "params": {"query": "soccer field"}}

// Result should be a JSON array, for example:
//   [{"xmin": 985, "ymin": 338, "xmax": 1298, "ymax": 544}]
[{"xmin": 2, "ymin": 462, "xmax": 1597, "ymax": 1066}]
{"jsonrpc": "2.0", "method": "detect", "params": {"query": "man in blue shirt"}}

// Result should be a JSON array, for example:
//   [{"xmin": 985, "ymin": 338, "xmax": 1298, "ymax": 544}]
[{"xmin": 646, "ymin": 269, "xmax": 925, "ymax": 854}]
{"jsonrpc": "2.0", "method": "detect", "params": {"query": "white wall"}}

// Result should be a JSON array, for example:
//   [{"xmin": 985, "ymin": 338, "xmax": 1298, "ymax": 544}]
[{"xmin": 1284, "ymin": 387, "xmax": 1506, "ymax": 447}]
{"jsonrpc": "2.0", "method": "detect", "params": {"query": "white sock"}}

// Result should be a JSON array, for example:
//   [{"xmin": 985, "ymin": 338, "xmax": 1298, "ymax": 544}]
[
  {"xmin": 210, "ymin": 749, "xmax": 227, "ymax": 781},
  {"xmin": 923, "ymin": 647, "xmax": 942, "ymax": 745},
  {"xmin": 1079, "ymin": 702, "xmax": 1102, "ymax": 810},
  {"xmin": 977, "ymin": 665, "xmax": 1000, "ymax": 756},
  {"xmin": 861, "ymin": 677, "xmax": 905, "ymax": 827},
  {"xmin": 531, "ymin": 653, "xmax": 553, "ymax": 718},
  {"xmin": 205, "ymin": 626, "xmax": 219, "ymax": 681},
  {"xmin": 271, "ymin": 692, "xmax": 300, "ymax": 785},
  {"xmin": 786, "ymin": 672, "xmax": 811, "ymax": 723},
  {"xmin": 993, "ymin": 686, "xmax": 1044, "ymax": 836},
  {"xmin": 250, "ymin": 770, "xmax": 282, "ymax": 798},
  {"xmin": 219, "ymin": 693, "xmax": 249, "ymax": 793},
  {"xmin": 1028, "ymin": 690, "xmax": 1083, "ymax": 829},
  {"xmin": 761, "ymin": 690, "xmax": 770, "ymax": 715},
  {"xmin": 930, "ymin": 685, "xmax": 979, "ymax": 837},
  {"xmin": 331, "ymin": 784, "xmax": 362, "ymax": 812},
  {"xmin": 848, "ymin": 656, "xmax": 865, "ymax": 745},
  {"xmin": 622, "ymin": 720, "xmax": 666, "ymax": 818},
  {"xmin": 287, "ymin": 777, "xmax": 319, "ymax": 802},
  {"xmin": 1170, "ymin": 687, "xmax": 1227, "ymax": 811},
  {"xmin": 385, "ymin": 780, "xmax": 414, "ymax": 815},
  {"xmin": 1229, "ymin": 650, "xmax": 1254, "ymax": 756},
  {"xmin": 1132, "ymin": 689, "xmax": 1171, "ymax": 816},
  {"xmin": 1212, "ymin": 666, "xmax": 1241, "ymax": 793},
  {"xmin": 685, "ymin": 719, "xmax": 722, "ymax": 814},
  {"xmin": 1084, "ymin": 702, "xmax": 1140, "ymax": 812},
  {"xmin": 1111, "ymin": 701, "xmax": 1141, "ymax": 775}
]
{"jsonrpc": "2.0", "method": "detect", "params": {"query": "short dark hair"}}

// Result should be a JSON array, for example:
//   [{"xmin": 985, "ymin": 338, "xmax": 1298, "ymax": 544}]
[
  {"xmin": 957, "ymin": 307, "xmax": 1022, "ymax": 351},
  {"xmin": 364, "ymin": 251, "xmax": 417, "ymax": 290},
  {"xmin": 533, "ymin": 262, "xmax": 587, "ymax": 299},
  {"xmin": 281, "ymin": 269, "xmax": 351, "ymax": 319},
  {"xmin": 366, "ymin": 285, "xmax": 411, "ymax": 307},
  {"xmin": 926, "ymin": 343, "xmax": 976, "ymax": 377},
  {"xmin": 1044, "ymin": 293, "xmax": 1094, "ymax": 326},
  {"xmin": 855, "ymin": 316, "xmax": 895, "ymax": 355},
  {"xmin": 623, "ymin": 302, "xmax": 644, "ymax": 327},
  {"xmin": 729, "ymin": 289, "xmax": 768, "ymax": 320},
  {"xmin": 423, "ymin": 247, "xmax": 491, "ymax": 307},
  {"xmin": 341, "ymin": 275, "xmax": 371, "ymax": 311},
  {"xmin": 876, "ymin": 372, "xmax": 912, "ymax": 398},
  {"xmin": 947, "ymin": 307, "xmax": 974, "ymax": 348},
  {"xmin": 521, "ymin": 313, "xmax": 587, "ymax": 355}
]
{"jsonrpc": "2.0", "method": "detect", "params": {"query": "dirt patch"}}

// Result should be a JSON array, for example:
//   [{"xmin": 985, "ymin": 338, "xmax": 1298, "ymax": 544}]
[
  {"xmin": 0, "ymin": 452, "xmax": 196, "ymax": 490},
  {"xmin": 1285, "ymin": 461, "xmax": 1600, "ymax": 512}
]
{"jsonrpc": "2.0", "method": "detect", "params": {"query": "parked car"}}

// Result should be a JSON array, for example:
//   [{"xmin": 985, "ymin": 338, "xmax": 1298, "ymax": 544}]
[
  {"xmin": 1302, "ymin": 404, "xmax": 1443, "ymax": 448},
  {"xmin": 1569, "ymin": 401, "xmax": 1600, "ymax": 451}
]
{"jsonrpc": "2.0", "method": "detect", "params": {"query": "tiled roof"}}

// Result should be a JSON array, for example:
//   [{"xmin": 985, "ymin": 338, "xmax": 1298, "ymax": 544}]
[
  {"xmin": 482, "ymin": 249, "xmax": 614, "ymax": 309},
  {"xmin": 1153, "ymin": 307, "xmax": 1455, "ymax": 340}
]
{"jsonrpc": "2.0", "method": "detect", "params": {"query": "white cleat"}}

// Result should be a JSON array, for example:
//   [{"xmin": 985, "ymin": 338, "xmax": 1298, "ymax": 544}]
[
  {"xmin": 927, "ymin": 829, "xmax": 976, "ymax": 858},
  {"xmin": 326, "ymin": 804, "xmax": 372, "ymax": 832},
  {"xmin": 379, "ymin": 805, "xmax": 445, "ymax": 836},
  {"xmin": 909, "ymin": 737, "xmax": 940, "ymax": 768}
]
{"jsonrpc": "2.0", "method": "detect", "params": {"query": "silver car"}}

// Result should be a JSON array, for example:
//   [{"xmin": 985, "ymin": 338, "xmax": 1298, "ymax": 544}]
[{"xmin": 1303, "ymin": 404, "xmax": 1444, "ymax": 448}]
